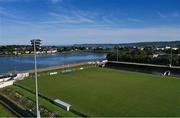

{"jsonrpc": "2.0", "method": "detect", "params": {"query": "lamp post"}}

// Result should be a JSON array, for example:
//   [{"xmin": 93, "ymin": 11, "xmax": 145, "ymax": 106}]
[
  {"xmin": 30, "ymin": 39, "xmax": 41, "ymax": 118},
  {"xmin": 170, "ymin": 46, "xmax": 173, "ymax": 68}
]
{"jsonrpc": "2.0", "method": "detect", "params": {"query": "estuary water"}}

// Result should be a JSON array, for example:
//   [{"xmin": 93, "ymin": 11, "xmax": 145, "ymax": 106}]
[{"xmin": 0, "ymin": 52, "xmax": 106, "ymax": 73}]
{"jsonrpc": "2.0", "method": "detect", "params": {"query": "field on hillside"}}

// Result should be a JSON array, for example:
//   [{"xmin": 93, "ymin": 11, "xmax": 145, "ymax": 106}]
[{"xmin": 17, "ymin": 67, "xmax": 180, "ymax": 117}]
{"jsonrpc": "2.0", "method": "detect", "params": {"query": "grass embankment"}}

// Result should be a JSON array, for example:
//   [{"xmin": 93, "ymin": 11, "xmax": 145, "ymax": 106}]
[
  {"xmin": 17, "ymin": 67, "xmax": 180, "ymax": 117},
  {"xmin": 0, "ymin": 103, "xmax": 15, "ymax": 117},
  {"xmin": 8, "ymin": 86, "xmax": 76, "ymax": 117}
]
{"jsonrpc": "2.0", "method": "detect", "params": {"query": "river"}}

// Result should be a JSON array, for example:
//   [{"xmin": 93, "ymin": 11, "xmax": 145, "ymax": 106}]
[{"xmin": 0, "ymin": 52, "xmax": 106, "ymax": 73}]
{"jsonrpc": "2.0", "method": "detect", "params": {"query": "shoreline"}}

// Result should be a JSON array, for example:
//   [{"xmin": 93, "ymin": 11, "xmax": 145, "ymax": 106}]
[
  {"xmin": 19, "ymin": 61, "xmax": 97, "ymax": 74},
  {"xmin": 0, "ymin": 50, "xmax": 97, "ymax": 57}
]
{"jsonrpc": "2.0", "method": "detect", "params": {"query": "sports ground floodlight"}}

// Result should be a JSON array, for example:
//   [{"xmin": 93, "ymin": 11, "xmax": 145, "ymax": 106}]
[
  {"xmin": 30, "ymin": 39, "xmax": 41, "ymax": 118},
  {"xmin": 31, "ymin": 39, "xmax": 41, "ymax": 48}
]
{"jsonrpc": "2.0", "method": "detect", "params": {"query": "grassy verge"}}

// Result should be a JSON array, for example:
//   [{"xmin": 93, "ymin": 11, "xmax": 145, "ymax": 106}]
[
  {"xmin": 0, "ymin": 102, "xmax": 15, "ymax": 117},
  {"xmin": 9, "ymin": 86, "xmax": 76, "ymax": 117}
]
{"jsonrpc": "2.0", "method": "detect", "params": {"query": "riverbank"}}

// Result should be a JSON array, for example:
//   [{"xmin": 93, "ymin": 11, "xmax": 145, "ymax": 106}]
[
  {"xmin": 20, "ymin": 61, "xmax": 96, "ymax": 74},
  {"xmin": 0, "ymin": 51, "xmax": 78, "ymax": 57},
  {"xmin": 0, "ymin": 50, "xmax": 98, "ymax": 57}
]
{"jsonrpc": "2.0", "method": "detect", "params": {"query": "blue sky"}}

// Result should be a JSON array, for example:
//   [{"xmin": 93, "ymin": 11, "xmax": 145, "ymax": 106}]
[{"xmin": 0, "ymin": 0, "xmax": 180, "ymax": 45}]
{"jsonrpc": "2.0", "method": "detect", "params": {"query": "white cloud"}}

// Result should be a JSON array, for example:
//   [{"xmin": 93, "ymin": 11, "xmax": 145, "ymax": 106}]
[
  {"xmin": 0, "ymin": 0, "xmax": 63, "ymax": 3},
  {"xmin": 51, "ymin": 0, "xmax": 63, "ymax": 4},
  {"xmin": 50, "ymin": 27, "xmax": 180, "ymax": 43},
  {"xmin": 2, "ymin": 24, "xmax": 180, "ymax": 45},
  {"xmin": 0, "ymin": 7, "xmax": 15, "ymax": 17},
  {"xmin": 157, "ymin": 12, "xmax": 167, "ymax": 18},
  {"xmin": 48, "ymin": 12, "xmax": 95, "ymax": 24},
  {"xmin": 101, "ymin": 16, "xmax": 122, "ymax": 24},
  {"xmin": 43, "ymin": 27, "xmax": 180, "ymax": 44},
  {"xmin": 127, "ymin": 18, "xmax": 143, "ymax": 23},
  {"xmin": 0, "ymin": 0, "xmax": 17, "ymax": 2},
  {"xmin": 0, "ymin": 0, "xmax": 31, "ymax": 2},
  {"xmin": 158, "ymin": 11, "xmax": 180, "ymax": 18},
  {"xmin": 172, "ymin": 12, "xmax": 179, "ymax": 17}
]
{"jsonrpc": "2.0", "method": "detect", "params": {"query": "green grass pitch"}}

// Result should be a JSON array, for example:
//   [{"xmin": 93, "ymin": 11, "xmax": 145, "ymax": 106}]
[{"xmin": 17, "ymin": 67, "xmax": 180, "ymax": 117}]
